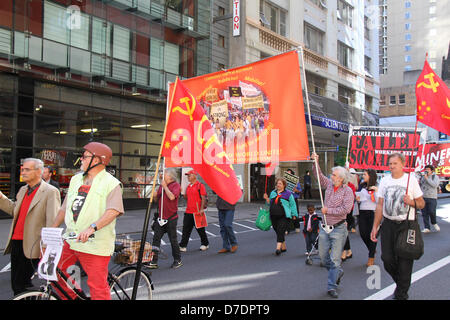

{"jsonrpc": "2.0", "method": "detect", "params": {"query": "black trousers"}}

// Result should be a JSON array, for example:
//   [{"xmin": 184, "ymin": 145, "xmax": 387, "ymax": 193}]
[
  {"xmin": 303, "ymin": 185, "xmax": 312, "ymax": 199},
  {"xmin": 10, "ymin": 240, "xmax": 39, "ymax": 296},
  {"xmin": 151, "ymin": 218, "xmax": 180, "ymax": 263},
  {"xmin": 359, "ymin": 210, "xmax": 378, "ymax": 258},
  {"xmin": 271, "ymin": 215, "xmax": 289, "ymax": 243},
  {"xmin": 179, "ymin": 213, "xmax": 209, "ymax": 247},
  {"xmin": 380, "ymin": 219, "xmax": 415, "ymax": 300}
]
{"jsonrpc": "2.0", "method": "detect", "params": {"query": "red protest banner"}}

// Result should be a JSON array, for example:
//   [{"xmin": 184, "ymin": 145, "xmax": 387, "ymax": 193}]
[
  {"xmin": 416, "ymin": 143, "xmax": 450, "ymax": 177},
  {"xmin": 348, "ymin": 128, "xmax": 424, "ymax": 171}
]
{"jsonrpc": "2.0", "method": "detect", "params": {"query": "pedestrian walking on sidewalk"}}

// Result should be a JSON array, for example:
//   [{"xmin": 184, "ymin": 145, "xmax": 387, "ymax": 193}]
[
  {"xmin": 419, "ymin": 165, "xmax": 440, "ymax": 233},
  {"xmin": 356, "ymin": 169, "xmax": 378, "ymax": 267},
  {"xmin": 0, "ymin": 158, "xmax": 60, "ymax": 296},
  {"xmin": 216, "ymin": 195, "xmax": 238, "ymax": 253},
  {"xmin": 179, "ymin": 170, "xmax": 209, "ymax": 252},
  {"xmin": 303, "ymin": 170, "xmax": 312, "ymax": 199},
  {"xmin": 311, "ymin": 153, "xmax": 354, "ymax": 299},
  {"xmin": 371, "ymin": 153, "xmax": 425, "ymax": 300},
  {"xmin": 149, "ymin": 169, "xmax": 182, "ymax": 269},
  {"xmin": 263, "ymin": 178, "xmax": 298, "ymax": 256}
]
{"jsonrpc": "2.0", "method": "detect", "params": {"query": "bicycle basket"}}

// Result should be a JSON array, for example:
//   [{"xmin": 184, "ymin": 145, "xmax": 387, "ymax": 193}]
[{"xmin": 114, "ymin": 238, "xmax": 153, "ymax": 265}]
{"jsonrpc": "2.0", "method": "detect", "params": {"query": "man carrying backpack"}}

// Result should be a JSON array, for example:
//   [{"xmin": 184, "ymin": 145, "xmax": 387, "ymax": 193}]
[{"xmin": 179, "ymin": 170, "xmax": 209, "ymax": 252}]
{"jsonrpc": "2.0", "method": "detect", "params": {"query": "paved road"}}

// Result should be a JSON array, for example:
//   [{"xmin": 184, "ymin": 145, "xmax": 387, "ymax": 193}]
[{"xmin": 1, "ymin": 196, "xmax": 450, "ymax": 301}]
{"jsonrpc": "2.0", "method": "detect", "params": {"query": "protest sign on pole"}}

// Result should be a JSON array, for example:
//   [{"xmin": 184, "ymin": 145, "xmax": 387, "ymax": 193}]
[{"xmin": 347, "ymin": 126, "xmax": 426, "ymax": 172}]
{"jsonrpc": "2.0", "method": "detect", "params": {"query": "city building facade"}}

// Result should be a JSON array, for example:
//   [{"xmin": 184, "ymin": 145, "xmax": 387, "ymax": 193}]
[
  {"xmin": 378, "ymin": 0, "xmax": 450, "ymax": 142},
  {"xmin": 223, "ymin": 0, "xmax": 380, "ymax": 201},
  {"xmin": 0, "ymin": 0, "xmax": 212, "ymax": 210}
]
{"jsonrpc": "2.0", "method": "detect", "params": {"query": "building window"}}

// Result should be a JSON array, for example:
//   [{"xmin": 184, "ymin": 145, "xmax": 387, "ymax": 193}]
[
  {"xmin": 260, "ymin": 0, "xmax": 288, "ymax": 37},
  {"xmin": 364, "ymin": 55, "xmax": 371, "ymax": 74},
  {"xmin": 405, "ymin": 2, "xmax": 411, "ymax": 8},
  {"xmin": 405, "ymin": 12, "xmax": 411, "ymax": 19},
  {"xmin": 337, "ymin": 0, "xmax": 353, "ymax": 27},
  {"xmin": 390, "ymin": 95, "xmax": 396, "ymax": 105},
  {"xmin": 399, "ymin": 94, "xmax": 406, "ymax": 105},
  {"xmin": 218, "ymin": 34, "xmax": 225, "ymax": 48},
  {"xmin": 304, "ymin": 23, "xmax": 324, "ymax": 55},
  {"xmin": 405, "ymin": 65, "xmax": 412, "ymax": 71},
  {"xmin": 218, "ymin": 6, "xmax": 225, "ymax": 16},
  {"xmin": 364, "ymin": 16, "xmax": 371, "ymax": 40},
  {"xmin": 405, "ymin": 55, "xmax": 411, "ymax": 62},
  {"xmin": 306, "ymin": 71, "xmax": 327, "ymax": 96},
  {"xmin": 405, "ymin": 33, "xmax": 412, "ymax": 41},
  {"xmin": 380, "ymin": 96, "xmax": 386, "ymax": 106},
  {"xmin": 338, "ymin": 85, "xmax": 355, "ymax": 106},
  {"xmin": 405, "ymin": 23, "xmax": 411, "ymax": 30},
  {"xmin": 338, "ymin": 41, "xmax": 353, "ymax": 69},
  {"xmin": 429, "ymin": 6, "xmax": 436, "ymax": 14},
  {"xmin": 405, "ymin": 44, "xmax": 411, "ymax": 52}
]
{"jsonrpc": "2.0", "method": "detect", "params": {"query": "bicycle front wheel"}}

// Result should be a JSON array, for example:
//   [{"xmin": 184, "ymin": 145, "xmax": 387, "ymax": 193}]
[
  {"xmin": 110, "ymin": 268, "xmax": 152, "ymax": 300},
  {"xmin": 12, "ymin": 290, "xmax": 58, "ymax": 300}
]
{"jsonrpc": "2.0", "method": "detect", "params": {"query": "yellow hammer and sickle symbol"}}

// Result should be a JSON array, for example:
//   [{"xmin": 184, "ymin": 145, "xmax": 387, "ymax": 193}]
[
  {"xmin": 417, "ymin": 73, "xmax": 439, "ymax": 93},
  {"xmin": 172, "ymin": 94, "xmax": 196, "ymax": 120}
]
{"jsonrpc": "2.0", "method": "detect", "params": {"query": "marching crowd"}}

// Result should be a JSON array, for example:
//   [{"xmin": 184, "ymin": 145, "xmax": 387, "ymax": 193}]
[{"xmin": 0, "ymin": 140, "xmax": 443, "ymax": 300}]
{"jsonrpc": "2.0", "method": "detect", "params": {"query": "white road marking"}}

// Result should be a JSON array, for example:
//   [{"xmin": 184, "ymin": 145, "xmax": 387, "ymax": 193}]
[{"xmin": 365, "ymin": 254, "xmax": 450, "ymax": 300}]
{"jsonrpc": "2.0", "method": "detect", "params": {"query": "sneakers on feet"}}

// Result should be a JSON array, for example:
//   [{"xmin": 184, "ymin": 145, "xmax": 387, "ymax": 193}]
[
  {"xmin": 171, "ymin": 260, "xmax": 183, "ymax": 269},
  {"xmin": 148, "ymin": 262, "xmax": 158, "ymax": 269},
  {"xmin": 327, "ymin": 289, "xmax": 338, "ymax": 298},
  {"xmin": 230, "ymin": 245, "xmax": 238, "ymax": 253},
  {"xmin": 179, "ymin": 246, "xmax": 187, "ymax": 252},
  {"xmin": 200, "ymin": 245, "xmax": 209, "ymax": 251},
  {"xmin": 422, "ymin": 228, "xmax": 431, "ymax": 233},
  {"xmin": 432, "ymin": 224, "xmax": 440, "ymax": 232}
]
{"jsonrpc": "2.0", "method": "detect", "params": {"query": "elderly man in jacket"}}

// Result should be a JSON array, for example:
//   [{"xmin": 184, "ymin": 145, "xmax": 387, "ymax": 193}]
[
  {"xmin": 311, "ymin": 153, "xmax": 354, "ymax": 299},
  {"xmin": 0, "ymin": 158, "xmax": 60, "ymax": 296}
]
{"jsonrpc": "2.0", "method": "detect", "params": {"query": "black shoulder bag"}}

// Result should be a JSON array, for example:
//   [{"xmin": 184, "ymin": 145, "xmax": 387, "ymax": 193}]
[{"xmin": 395, "ymin": 202, "xmax": 424, "ymax": 260}]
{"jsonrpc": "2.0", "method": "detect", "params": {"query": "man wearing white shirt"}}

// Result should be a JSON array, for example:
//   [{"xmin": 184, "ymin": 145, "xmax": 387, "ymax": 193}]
[{"xmin": 371, "ymin": 153, "xmax": 425, "ymax": 300}]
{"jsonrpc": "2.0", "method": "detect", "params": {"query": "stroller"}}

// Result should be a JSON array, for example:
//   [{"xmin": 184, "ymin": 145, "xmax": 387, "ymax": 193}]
[{"xmin": 305, "ymin": 233, "xmax": 320, "ymax": 265}]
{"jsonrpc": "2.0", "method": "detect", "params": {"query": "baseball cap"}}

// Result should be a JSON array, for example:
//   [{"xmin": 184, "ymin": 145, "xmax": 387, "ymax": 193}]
[{"xmin": 185, "ymin": 169, "xmax": 197, "ymax": 176}]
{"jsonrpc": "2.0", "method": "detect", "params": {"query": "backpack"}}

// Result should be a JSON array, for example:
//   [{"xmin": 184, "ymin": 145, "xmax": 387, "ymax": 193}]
[{"xmin": 197, "ymin": 184, "xmax": 208, "ymax": 209}]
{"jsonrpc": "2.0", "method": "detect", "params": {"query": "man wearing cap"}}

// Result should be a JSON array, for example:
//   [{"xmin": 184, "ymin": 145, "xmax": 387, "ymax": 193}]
[
  {"xmin": 179, "ymin": 170, "xmax": 209, "ymax": 251},
  {"xmin": 52, "ymin": 142, "xmax": 124, "ymax": 300}
]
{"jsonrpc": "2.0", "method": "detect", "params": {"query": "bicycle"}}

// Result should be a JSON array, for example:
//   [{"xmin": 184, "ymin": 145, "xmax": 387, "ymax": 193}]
[{"xmin": 12, "ymin": 232, "xmax": 154, "ymax": 300}]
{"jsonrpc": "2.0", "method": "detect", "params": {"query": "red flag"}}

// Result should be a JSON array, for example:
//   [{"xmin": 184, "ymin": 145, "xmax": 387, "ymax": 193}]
[
  {"xmin": 416, "ymin": 59, "xmax": 450, "ymax": 136},
  {"xmin": 162, "ymin": 78, "xmax": 243, "ymax": 204}
]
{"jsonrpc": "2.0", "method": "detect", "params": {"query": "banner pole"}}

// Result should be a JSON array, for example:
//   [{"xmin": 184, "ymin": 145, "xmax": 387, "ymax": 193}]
[
  {"xmin": 131, "ymin": 79, "xmax": 176, "ymax": 299},
  {"xmin": 345, "ymin": 124, "xmax": 353, "ymax": 168},
  {"xmin": 298, "ymin": 46, "xmax": 325, "ymax": 217}
]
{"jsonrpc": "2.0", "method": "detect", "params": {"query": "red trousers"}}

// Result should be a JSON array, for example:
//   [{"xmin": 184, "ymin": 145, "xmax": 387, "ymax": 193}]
[{"xmin": 56, "ymin": 242, "xmax": 111, "ymax": 300}]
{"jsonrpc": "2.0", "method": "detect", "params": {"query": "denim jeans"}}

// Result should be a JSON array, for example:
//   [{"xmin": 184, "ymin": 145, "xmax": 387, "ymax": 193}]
[
  {"xmin": 422, "ymin": 198, "xmax": 437, "ymax": 229},
  {"xmin": 318, "ymin": 223, "xmax": 348, "ymax": 290},
  {"xmin": 218, "ymin": 209, "xmax": 237, "ymax": 250}
]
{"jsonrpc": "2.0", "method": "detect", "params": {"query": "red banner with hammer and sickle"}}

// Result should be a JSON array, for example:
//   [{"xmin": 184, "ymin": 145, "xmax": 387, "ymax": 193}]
[
  {"xmin": 162, "ymin": 77, "xmax": 242, "ymax": 205},
  {"xmin": 416, "ymin": 59, "xmax": 450, "ymax": 136}
]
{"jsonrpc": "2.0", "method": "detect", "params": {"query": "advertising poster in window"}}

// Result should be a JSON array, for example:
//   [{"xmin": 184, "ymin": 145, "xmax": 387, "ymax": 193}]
[{"xmin": 164, "ymin": 50, "xmax": 309, "ymax": 166}]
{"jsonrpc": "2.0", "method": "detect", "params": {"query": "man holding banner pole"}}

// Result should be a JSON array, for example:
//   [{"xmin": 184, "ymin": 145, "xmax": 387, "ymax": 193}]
[
  {"xmin": 370, "ymin": 153, "xmax": 425, "ymax": 300},
  {"xmin": 311, "ymin": 153, "xmax": 354, "ymax": 299}
]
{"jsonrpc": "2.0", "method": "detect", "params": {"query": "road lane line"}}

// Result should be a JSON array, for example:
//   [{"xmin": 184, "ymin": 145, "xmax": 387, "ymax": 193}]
[{"xmin": 365, "ymin": 254, "xmax": 450, "ymax": 300}]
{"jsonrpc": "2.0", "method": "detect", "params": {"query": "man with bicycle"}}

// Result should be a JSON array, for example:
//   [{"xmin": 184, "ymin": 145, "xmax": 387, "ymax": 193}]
[{"xmin": 52, "ymin": 142, "xmax": 124, "ymax": 300}]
